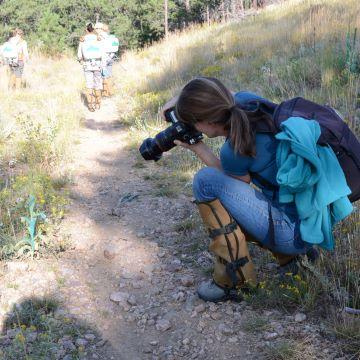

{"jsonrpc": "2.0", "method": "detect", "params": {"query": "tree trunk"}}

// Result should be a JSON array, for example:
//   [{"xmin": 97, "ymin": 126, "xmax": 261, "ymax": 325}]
[
  {"xmin": 185, "ymin": 0, "xmax": 190, "ymax": 12},
  {"xmin": 164, "ymin": 0, "xmax": 169, "ymax": 39},
  {"xmin": 185, "ymin": 0, "xmax": 190, "ymax": 26},
  {"xmin": 239, "ymin": 0, "xmax": 244, "ymax": 13},
  {"xmin": 220, "ymin": 1, "xmax": 225, "ymax": 22},
  {"xmin": 253, "ymin": 0, "xmax": 258, "ymax": 10},
  {"xmin": 206, "ymin": 5, "xmax": 210, "ymax": 26}
]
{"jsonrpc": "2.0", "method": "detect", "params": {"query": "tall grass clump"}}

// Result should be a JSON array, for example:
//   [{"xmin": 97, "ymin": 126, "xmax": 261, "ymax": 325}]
[
  {"xmin": 113, "ymin": 0, "xmax": 360, "ymax": 356},
  {"xmin": 0, "ymin": 53, "xmax": 83, "ymax": 259}
]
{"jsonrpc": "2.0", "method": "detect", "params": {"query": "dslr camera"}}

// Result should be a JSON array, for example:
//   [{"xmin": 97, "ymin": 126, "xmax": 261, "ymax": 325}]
[{"xmin": 139, "ymin": 108, "xmax": 203, "ymax": 161}]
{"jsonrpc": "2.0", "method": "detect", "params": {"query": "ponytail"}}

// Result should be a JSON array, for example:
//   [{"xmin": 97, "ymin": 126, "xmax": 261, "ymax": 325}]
[{"xmin": 228, "ymin": 107, "xmax": 255, "ymax": 157}]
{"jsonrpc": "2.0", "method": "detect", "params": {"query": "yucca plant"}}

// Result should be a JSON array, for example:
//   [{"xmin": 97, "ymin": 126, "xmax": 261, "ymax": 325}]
[{"xmin": 15, "ymin": 195, "xmax": 46, "ymax": 258}]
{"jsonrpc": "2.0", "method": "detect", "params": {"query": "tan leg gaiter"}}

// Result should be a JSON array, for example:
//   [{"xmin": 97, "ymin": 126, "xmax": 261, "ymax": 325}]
[
  {"xmin": 102, "ymin": 79, "xmax": 109, "ymax": 97},
  {"xmin": 15, "ymin": 77, "xmax": 22, "ymax": 90},
  {"xmin": 86, "ymin": 89, "xmax": 95, "ymax": 111},
  {"xmin": 9, "ymin": 74, "xmax": 16, "ymax": 90},
  {"xmin": 107, "ymin": 78, "xmax": 114, "ymax": 96},
  {"xmin": 94, "ymin": 89, "xmax": 102, "ymax": 109},
  {"xmin": 196, "ymin": 199, "xmax": 257, "ymax": 289}
]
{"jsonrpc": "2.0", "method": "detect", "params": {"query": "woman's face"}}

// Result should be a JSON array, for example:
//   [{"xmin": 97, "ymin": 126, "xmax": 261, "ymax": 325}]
[{"xmin": 194, "ymin": 121, "xmax": 227, "ymax": 138}]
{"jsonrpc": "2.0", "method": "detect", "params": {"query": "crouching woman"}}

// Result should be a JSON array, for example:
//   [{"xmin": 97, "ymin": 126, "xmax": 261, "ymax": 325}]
[{"xmin": 165, "ymin": 77, "xmax": 321, "ymax": 303}]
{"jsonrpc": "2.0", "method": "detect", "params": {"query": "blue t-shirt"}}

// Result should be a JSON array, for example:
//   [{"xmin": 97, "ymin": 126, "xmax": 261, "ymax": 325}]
[{"xmin": 220, "ymin": 91, "xmax": 278, "ymax": 199}]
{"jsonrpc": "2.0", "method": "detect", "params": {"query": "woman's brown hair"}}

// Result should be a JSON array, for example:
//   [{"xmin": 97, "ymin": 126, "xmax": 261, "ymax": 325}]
[
  {"xmin": 12, "ymin": 28, "xmax": 24, "ymax": 37},
  {"xmin": 176, "ymin": 77, "xmax": 273, "ymax": 157}
]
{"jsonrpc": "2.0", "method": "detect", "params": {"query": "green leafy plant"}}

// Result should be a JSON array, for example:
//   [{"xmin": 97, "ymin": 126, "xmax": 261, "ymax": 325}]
[{"xmin": 15, "ymin": 195, "xmax": 46, "ymax": 258}]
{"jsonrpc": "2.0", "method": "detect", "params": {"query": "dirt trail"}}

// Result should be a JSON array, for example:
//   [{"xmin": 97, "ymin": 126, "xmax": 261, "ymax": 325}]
[
  {"xmin": 0, "ymin": 96, "xmax": 341, "ymax": 360},
  {"xmin": 58, "ymin": 98, "xmax": 258, "ymax": 359}
]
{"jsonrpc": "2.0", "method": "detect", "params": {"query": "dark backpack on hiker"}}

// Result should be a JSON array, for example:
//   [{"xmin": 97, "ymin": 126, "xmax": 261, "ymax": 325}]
[{"xmin": 242, "ymin": 96, "xmax": 360, "ymax": 203}]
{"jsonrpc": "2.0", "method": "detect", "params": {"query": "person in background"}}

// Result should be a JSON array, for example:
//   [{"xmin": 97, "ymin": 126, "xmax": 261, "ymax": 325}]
[
  {"xmin": 0, "ymin": 28, "xmax": 29, "ymax": 90},
  {"xmin": 77, "ymin": 23, "xmax": 106, "ymax": 112},
  {"xmin": 95, "ymin": 23, "xmax": 119, "ymax": 98}
]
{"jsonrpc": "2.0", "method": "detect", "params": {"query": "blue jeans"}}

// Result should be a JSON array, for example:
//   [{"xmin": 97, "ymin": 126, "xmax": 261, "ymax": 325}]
[{"xmin": 193, "ymin": 167, "xmax": 311, "ymax": 255}]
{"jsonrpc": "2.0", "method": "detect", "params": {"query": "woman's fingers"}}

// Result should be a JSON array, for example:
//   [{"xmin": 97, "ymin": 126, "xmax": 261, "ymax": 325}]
[{"xmin": 161, "ymin": 95, "xmax": 179, "ymax": 120}]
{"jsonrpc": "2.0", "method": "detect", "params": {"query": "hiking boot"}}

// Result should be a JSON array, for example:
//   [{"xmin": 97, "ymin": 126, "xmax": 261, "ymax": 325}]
[
  {"xmin": 197, "ymin": 280, "xmax": 242, "ymax": 303},
  {"xmin": 278, "ymin": 248, "xmax": 320, "ymax": 276}
]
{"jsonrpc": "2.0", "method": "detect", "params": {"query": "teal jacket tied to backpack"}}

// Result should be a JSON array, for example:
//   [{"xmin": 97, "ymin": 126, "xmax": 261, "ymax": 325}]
[{"xmin": 275, "ymin": 117, "xmax": 353, "ymax": 250}]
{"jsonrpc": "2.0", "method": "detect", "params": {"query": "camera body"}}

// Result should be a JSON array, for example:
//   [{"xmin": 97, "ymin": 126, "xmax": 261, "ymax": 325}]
[{"xmin": 139, "ymin": 107, "xmax": 203, "ymax": 161}]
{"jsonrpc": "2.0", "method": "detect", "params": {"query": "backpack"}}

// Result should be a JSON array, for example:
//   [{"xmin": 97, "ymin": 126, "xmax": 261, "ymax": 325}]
[
  {"xmin": 243, "ymin": 96, "xmax": 360, "ymax": 203},
  {"xmin": 1, "ymin": 41, "xmax": 18, "ymax": 65},
  {"xmin": 104, "ymin": 34, "xmax": 119, "ymax": 53},
  {"xmin": 82, "ymin": 35, "xmax": 103, "ymax": 60}
]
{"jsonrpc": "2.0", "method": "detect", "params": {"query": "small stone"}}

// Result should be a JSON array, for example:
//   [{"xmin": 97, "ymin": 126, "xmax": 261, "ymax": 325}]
[
  {"xmin": 63, "ymin": 355, "xmax": 73, "ymax": 360},
  {"xmin": 182, "ymin": 338, "xmax": 190, "ymax": 345},
  {"xmin": 155, "ymin": 319, "xmax": 172, "ymax": 332},
  {"xmin": 209, "ymin": 303, "xmax": 218, "ymax": 312},
  {"xmin": 110, "ymin": 291, "xmax": 129, "ymax": 304},
  {"xmin": 137, "ymin": 232, "xmax": 146, "ymax": 238},
  {"xmin": 167, "ymin": 260, "xmax": 182, "ymax": 272},
  {"xmin": 218, "ymin": 323, "xmax": 233, "ymax": 336},
  {"xmin": 76, "ymin": 338, "xmax": 88, "ymax": 347},
  {"xmin": 127, "ymin": 295, "xmax": 137, "ymax": 306},
  {"xmin": 149, "ymin": 340, "xmax": 158, "ymax": 346},
  {"xmin": 210, "ymin": 312, "xmax": 221, "ymax": 320},
  {"xmin": 228, "ymin": 336, "xmax": 238, "ymax": 343},
  {"xmin": 84, "ymin": 333, "xmax": 96, "ymax": 341},
  {"xmin": 272, "ymin": 324, "xmax": 285, "ymax": 336},
  {"xmin": 132, "ymin": 282, "xmax": 142, "ymax": 289},
  {"xmin": 62, "ymin": 340, "xmax": 76, "ymax": 351},
  {"xmin": 96, "ymin": 339, "xmax": 107, "ymax": 348},
  {"xmin": 197, "ymin": 320, "xmax": 206, "ymax": 333},
  {"xmin": 195, "ymin": 304, "xmax": 206, "ymax": 313},
  {"xmin": 104, "ymin": 245, "xmax": 117, "ymax": 260},
  {"xmin": 180, "ymin": 275, "xmax": 195, "ymax": 287},
  {"xmin": 172, "ymin": 291, "xmax": 186, "ymax": 302},
  {"xmin": 294, "ymin": 313, "xmax": 307, "ymax": 323},
  {"xmin": 264, "ymin": 332, "xmax": 278, "ymax": 340}
]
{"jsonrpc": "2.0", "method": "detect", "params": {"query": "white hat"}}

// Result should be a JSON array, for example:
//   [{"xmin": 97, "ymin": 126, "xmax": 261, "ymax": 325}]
[{"xmin": 94, "ymin": 22, "xmax": 104, "ymax": 30}]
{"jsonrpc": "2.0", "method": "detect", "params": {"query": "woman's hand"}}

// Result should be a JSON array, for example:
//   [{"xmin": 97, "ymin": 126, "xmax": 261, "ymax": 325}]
[
  {"xmin": 161, "ymin": 95, "xmax": 179, "ymax": 120},
  {"xmin": 174, "ymin": 139, "xmax": 202, "ymax": 151}
]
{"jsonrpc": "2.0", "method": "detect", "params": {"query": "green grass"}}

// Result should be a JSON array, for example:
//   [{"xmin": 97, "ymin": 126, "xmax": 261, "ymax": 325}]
[{"xmin": 1, "ymin": 297, "xmax": 99, "ymax": 359}]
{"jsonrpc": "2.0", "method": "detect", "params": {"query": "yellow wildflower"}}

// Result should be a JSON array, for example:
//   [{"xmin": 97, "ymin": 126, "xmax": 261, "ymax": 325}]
[{"xmin": 15, "ymin": 333, "xmax": 25, "ymax": 343}]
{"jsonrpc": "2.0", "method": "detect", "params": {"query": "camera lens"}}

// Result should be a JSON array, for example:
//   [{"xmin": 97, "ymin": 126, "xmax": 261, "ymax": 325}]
[
  {"xmin": 139, "ymin": 123, "xmax": 182, "ymax": 161},
  {"xmin": 139, "ymin": 138, "xmax": 163, "ymax": 161}
]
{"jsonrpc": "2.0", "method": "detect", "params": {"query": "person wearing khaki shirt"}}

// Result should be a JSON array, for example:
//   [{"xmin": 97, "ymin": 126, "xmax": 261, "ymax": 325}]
[{"xmin": 1, "ymin": 28, "xmax": 29, "ymax": 90}]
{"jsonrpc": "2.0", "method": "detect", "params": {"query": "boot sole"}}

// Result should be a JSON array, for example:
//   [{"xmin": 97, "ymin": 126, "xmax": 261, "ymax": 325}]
[{"xmin": 198, "ymin": 290, "xmax": 243, "ymax": 303}]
